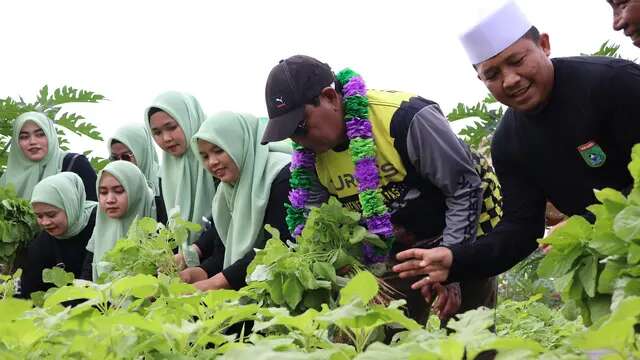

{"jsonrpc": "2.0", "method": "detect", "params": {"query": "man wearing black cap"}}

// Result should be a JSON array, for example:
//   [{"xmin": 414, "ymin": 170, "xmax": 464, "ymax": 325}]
[{"xmin": 261, "ymin": 55, "xmax": 503, "ymax": 323}]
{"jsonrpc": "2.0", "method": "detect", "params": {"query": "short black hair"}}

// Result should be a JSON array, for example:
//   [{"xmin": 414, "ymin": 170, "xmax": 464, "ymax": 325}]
[{"xmin": 521, "ymin": 26, "xmax": 540, "ymax": 43}]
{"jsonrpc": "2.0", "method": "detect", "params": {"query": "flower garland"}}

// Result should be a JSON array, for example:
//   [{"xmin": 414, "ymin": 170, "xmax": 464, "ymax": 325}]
[{"xmin": 285, "ymin": 68, "xmax": 394, "ymax": 264}]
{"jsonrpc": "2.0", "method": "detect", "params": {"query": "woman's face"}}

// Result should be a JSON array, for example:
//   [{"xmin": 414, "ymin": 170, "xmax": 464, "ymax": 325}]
[
  {"xmin": 149, "ymin": 111, "xmax": 188, "ymax": 157},
  {"xmin": 197, "ymin": 139, "xmax": 240, "ymax": 184},
  {"xmin": 32, "ymin": 202, "xmax": 68, "ymax": 237},
  {"xmin": 110, "ymin": 142, "xmax": 137, "ymax": 165},
  {"xmin": 98, "ymin": 172, "xmax": 129, "ymax": 219},
  {"xmin": 18, "ymin": 121, "xmax": 49, "ymax": 161}
]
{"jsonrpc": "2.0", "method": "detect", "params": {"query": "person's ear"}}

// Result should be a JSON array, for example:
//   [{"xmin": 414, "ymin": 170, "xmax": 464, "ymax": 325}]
[
  {"xmin": 539, "ymin": 33, "xmax": 551, "ymax": 57},
  {"xmin": 320, "ymin": 86, "xmax": 341, "ymax": 110}
]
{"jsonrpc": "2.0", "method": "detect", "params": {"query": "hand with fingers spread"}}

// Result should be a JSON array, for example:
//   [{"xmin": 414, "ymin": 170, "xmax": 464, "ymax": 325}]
[
  {"xmin": 421, "ymin": 282, "xmax": 461, "ymax": 321},
  {"xmin": 392, "ymin": 247, "xmax": 454, "ymax": 287}
]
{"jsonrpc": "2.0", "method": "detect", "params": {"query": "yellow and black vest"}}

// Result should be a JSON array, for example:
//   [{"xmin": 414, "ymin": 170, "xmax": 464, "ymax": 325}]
[{"xmin": 315, "ymin": 90, "xmax": 502, "ymax": 242}]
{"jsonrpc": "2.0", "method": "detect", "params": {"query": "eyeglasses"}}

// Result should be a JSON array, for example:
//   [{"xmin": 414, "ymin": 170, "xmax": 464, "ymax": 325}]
[
  {"xmin": 293, "ymin": 117, "xmax": 308, "ymax": 136},
  {"xmin": 109, "ymin": 151, "xmax": 135, "ymax": 162}
]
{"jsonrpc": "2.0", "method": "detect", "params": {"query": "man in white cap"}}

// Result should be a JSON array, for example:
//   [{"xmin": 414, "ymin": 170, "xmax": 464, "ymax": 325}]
[{"xmin": 393, "ymin": 0, "xmax": 640, "ymax": 286}]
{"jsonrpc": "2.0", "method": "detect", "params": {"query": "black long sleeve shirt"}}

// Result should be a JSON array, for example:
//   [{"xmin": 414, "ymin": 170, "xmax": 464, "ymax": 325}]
[
  {"xmin": 195, "ymin": 165, "xmax": 291, "ymax": 290},
  {"xmin": 20, "ymin": 208, "xmax": 97, "ymax": 298},
  {"xmin": 62, "ymin": 153, "xmax": 98, "ymax": 202},
  {"xmin": 448, "ymin": 56, "xmax": 640, "ymax": 281}
]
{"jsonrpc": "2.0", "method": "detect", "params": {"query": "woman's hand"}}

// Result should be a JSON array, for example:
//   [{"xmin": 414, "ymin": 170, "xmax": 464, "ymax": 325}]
[
  {"xmin": 179, "ymin": 267, "xmax": 208, "ymax": 284},
  {"xmin": 193, "ymin": 272, "xmax": 231, "ymax": 292}
]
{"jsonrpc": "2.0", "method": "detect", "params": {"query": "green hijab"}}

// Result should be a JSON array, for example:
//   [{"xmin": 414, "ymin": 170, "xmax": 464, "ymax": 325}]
[
  {"xmin": 86, "ymin": 161, "xmax": 156, "ymax": 281},
  {"xmin": 108, "ymin": 124, "xmax": 161, "ymax": 196},
  {"xmin": 191, "ymin": 112, "xmax": 291, "ymax": 268},
  {"xmin": 0, "ymin": 112, "xmax": 67, "ymax": 200},
  {"xmin": 145, "ymin": 91, "xmax": 215, "ymax": 243},
  {"xmin": 31, "ymin": 172, "xmax": 97, "ymax": 239}
]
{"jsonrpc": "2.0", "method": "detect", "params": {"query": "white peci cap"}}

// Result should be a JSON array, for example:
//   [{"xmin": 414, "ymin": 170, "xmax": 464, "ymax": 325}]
[{"xmin": 459, "ymin": 0, "xmax": 532, "ymax": 65}]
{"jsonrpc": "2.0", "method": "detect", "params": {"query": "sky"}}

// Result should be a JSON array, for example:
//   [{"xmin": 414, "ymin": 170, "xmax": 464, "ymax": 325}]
[{"xmin": 1, "ymin": 0, "xmax": 638, "ymax": 158}]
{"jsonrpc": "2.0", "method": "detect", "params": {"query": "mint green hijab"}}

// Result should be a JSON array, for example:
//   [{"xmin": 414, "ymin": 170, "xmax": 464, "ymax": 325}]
[
  {"xmin": 86, "ymin": 161, "xmax": 156, "ymax": 280},
  {"xmin": 108, "ymin": 124, "xmax": 161, "ymax": 196},
  {"xmin": 0, "ymin": 112, "xmax": 67, "ymax": 200},
  {"xmin": 145, "ymin": 91, "xmax": 215, "ymax": 242},
  {"xmin": 31, "ymin": 172, "xmax": 97, "ymax": 239},
  {"xmin": 191, "ymin": 112, "xmax": 291, "ymax": 268}
]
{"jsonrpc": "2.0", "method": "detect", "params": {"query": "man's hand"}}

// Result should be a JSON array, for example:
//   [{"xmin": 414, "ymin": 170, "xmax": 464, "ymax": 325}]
[
  {"xmin": 179, "ymin": 267, "xmax": 208, "ymax": 284},
  {"xmin": 540, "ymin": 218, "xmax": 568, "ymax": 254},
  {"xmin": 421, "ymin": 282, "xmax": 461, "ymax": 321},
  {"xmin": 392, "ymin": 247, "xmax": 454, "ymax": 288},
  {"xmin": 193, "ymin": 272, "xmax": 231, "ymax": 292}
]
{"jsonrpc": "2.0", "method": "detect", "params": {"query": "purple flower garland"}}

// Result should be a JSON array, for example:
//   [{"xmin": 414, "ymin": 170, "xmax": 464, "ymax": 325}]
[{"xmin": 286, "ymin": 68, "xmax": 394, "ymax": 265}]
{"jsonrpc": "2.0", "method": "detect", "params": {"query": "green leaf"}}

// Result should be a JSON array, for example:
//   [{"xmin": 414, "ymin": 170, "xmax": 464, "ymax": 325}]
[
  {"xmin": 578, "ymin": 256, "xmax": 598, "ymax": 297},
  {"xmin": 312, "ymin": 262, "xmax": 336, "ymax": 283},
  {"xmin": 54, "ymin": 112, "xmax": 102, "ymax": 140},
  {"xmin": 42, "ymin": 267, "xmax": 75, "ymax": 288},
  {"xmin": 629, "ymin": 143, "xmax": 640, "ymax": 185},
  {"xmin": 613, "ymin": 205, "xmax": 640, "ymax": 242},
  {"xmin": 43, "ymin": 286, "xmax": 100, "ymax": 308},
  {"xmin": 0, "ymin": 298, "xmax": 32, "ymax": 322},
  {"xmin": 628, "ymin": 242, "xmax": 640, "ymax": 264},
  {"xmin": 339, "ymin": 271, "xmax": 378, "ymax": 306},
  {"xmin": 296, "ymin": 267, "xmax": 319, "ymax": 290},
  {"xmin": 111, "ymin": 274, "xmax": 159, "ymax": 298},
  {"xmin": 594, "ymin": 188, "xmax": 627, "ymax": 214},
  {"xmin": 282, "ymin": 276, "xmax": 303, "ymax": 309},
  {"xmin": 589, "ymin": 230, "xmax": 628, "ymax": 256},
  {"xmin": 598, "ymin": 260, "xmax": 625, "ymax": 294},
  {"xmin": 537, "ymin": 245, "xmax": 582, "ymax": 278}
]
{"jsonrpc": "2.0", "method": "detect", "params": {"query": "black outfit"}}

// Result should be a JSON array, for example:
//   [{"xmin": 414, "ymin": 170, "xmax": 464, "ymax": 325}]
[
  {"xmin": 20, "ymin": 208, "xmax": 97, "ymax": 298},
  {"xmin": 194, "ymin": 165, "xmax": 291, "ymax": 290},
  {"xmin": 62, "ymin": 153, "xmax": 98, "ymax": 201},
  {"xmin": 156, "ymin": 178, "xmax": 168, "ymax": 225},
  {"xmin": 448, "ymin": 56, "xmax": 640, "ymax": 281}
]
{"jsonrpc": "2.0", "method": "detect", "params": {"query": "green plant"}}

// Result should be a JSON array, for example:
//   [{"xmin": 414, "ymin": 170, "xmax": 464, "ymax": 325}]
[
  {"xmin": 244, "ymin": 198, "xmax": 387, "ymax": 313},
  {"xmin": 538, "ymin": 144, "xmax": 640, "ymax": 325},
  {"xmin": 447, "ymin": 94, "xmax": 505, "ymax": 157},
  {"xmin": 0, "ymin": 186, "xmax": 37, "ymax": 273},
  {"xmin": 0, "ymin": 85, "xmax": 107, "ymax": 174},
  {"xmin": 97, "ymin": 215, "xmax": 201, "ymax": 283}
]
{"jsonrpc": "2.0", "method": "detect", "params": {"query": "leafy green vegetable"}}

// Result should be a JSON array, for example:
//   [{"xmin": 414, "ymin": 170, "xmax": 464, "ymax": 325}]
[
  {"xmin": 0, "ymin": 186, "xmax": 37, "ymax": 273},
  {"xmin": 98, "ymin": 215, "xmax": 200, "ymax": 283}
]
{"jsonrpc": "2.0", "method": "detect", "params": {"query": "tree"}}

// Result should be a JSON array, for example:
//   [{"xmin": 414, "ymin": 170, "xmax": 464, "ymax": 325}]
[{"xmin": 0, "ymin": 85, "xmax": 108, "ymax": 175}]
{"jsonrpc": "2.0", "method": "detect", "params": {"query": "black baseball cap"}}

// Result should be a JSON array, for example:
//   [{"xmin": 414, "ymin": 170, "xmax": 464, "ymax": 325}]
[{"xmin": 261, "ymin": 55, "xmax": 334, "ymax": 145}]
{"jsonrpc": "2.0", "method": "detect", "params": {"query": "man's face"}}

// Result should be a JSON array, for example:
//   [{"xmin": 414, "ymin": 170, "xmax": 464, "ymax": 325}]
[
  {"xmin": 609, "ymin": 0, "xmax": 640, "ymax": 47},
  {"xmin": 290, "ymin": 88, "xmax": 346, "ymax": 153},
  {"xmin": 476, "ymin": 35, "xmax": 554, "ymax": 112}
]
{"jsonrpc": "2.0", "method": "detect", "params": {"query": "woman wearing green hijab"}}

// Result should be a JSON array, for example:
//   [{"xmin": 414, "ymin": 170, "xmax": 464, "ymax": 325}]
[
  {"xmin": 178, "ymin": 111, "xmax": 292, "ymax": 291},
  {"xmin": 145, "ymin": 91, "xmax": 215, "ymax": 266},
  {"xmin": 107, "ymin": 124, "xmax": 167, "ymax": 224},
  {"xmin": 20, "ymin": 172, "xmax": 98, "ymax": 297},
  {"xmin": 83, "ymin": 160, "xmax": 156, "ymax": 281},
  {"xmin": 0, "ymin": 112, "xmax": 97, "ymax": 201}
]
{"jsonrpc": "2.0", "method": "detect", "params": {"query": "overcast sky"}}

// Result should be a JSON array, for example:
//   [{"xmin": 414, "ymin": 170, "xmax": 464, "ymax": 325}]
[{"xmin": 1, "ymin": 0, "xmax": 638, "ymax": 158}]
